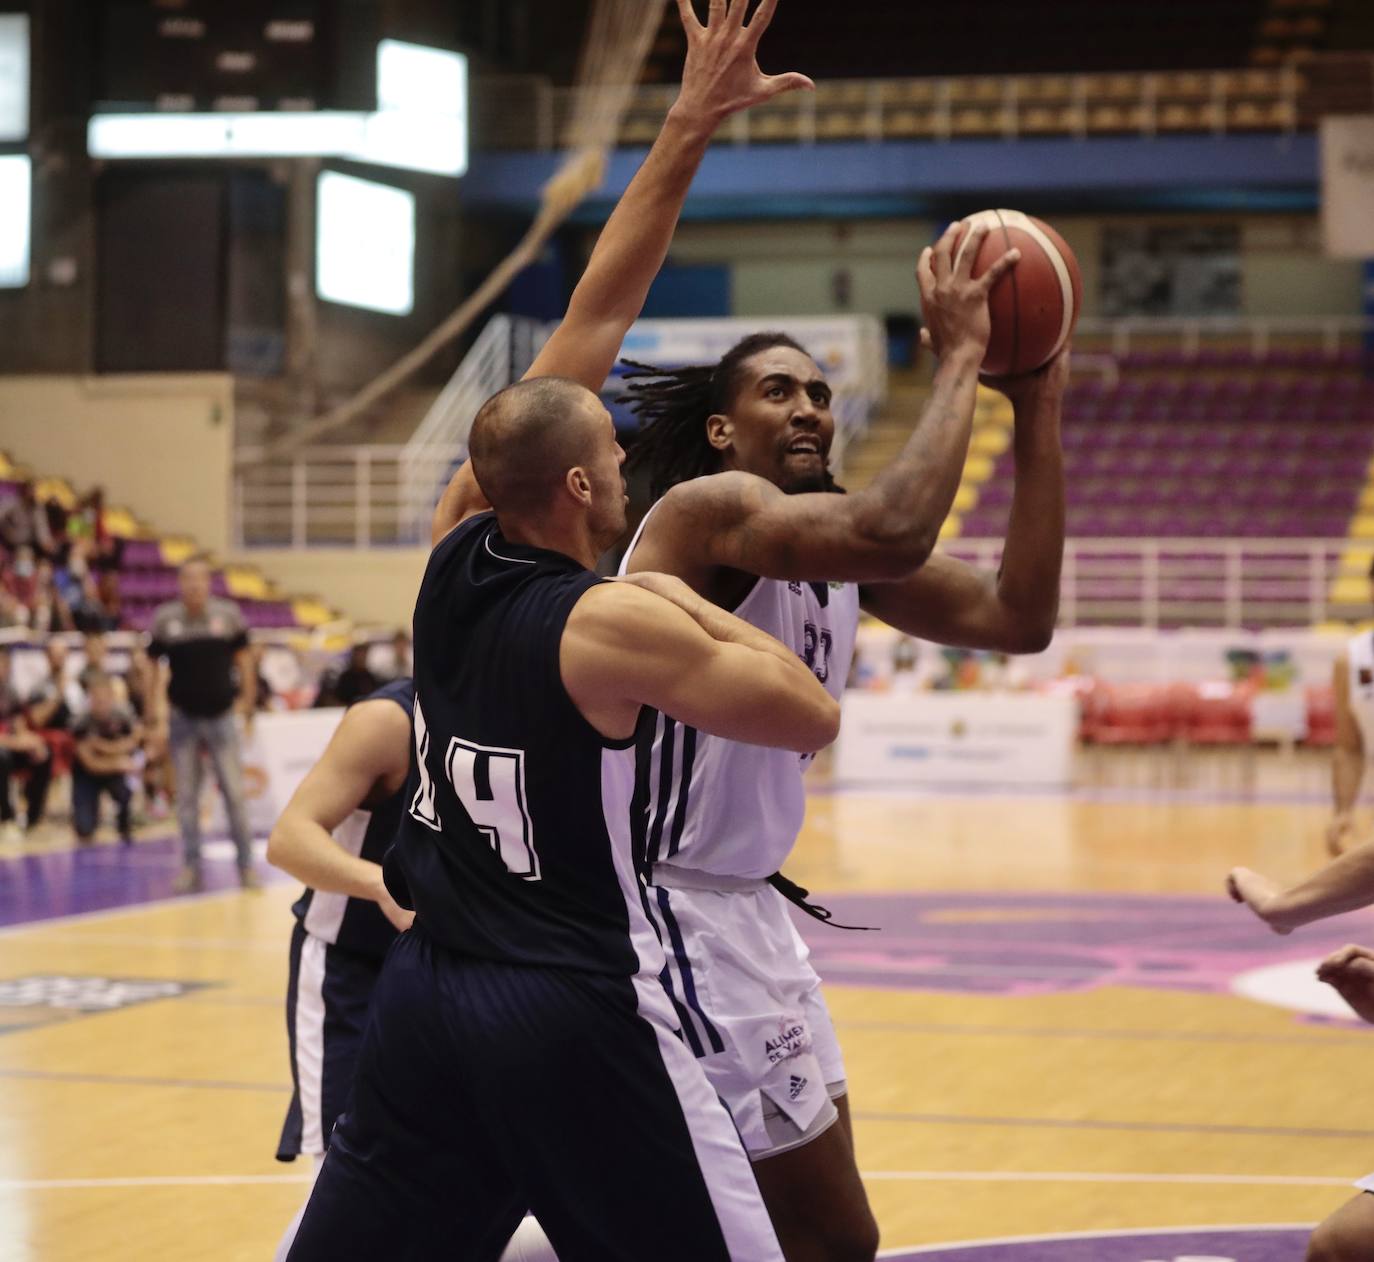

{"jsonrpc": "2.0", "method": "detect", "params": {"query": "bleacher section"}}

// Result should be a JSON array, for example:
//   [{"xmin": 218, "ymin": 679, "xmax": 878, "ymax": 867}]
[
  {"xmin": 962, "ymin": 353, "xmax": 1374, "ymax": 541},
  {"xmin": 0, "ymin": 466, "xmax": 328, "ymax": 634}
]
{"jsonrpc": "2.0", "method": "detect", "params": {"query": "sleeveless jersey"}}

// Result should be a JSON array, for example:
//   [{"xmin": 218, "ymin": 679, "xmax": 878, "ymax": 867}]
[
  {"xmin": 1347, "ymin": 631, "xmax": 1374, "ymax": 751},
  {"xmin": 386, "ymin": 513, "xmax": 664, "ymax": 979},
  {"xmin": 291, "ymin": 677, "xmax": 415, "ymax": 960},
  {"xmin": 619, "ymin": 496, "xmax": 859, "ymax": 878}
]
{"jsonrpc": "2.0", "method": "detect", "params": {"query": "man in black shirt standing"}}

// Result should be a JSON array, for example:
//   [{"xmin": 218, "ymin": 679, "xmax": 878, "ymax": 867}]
[{"xmin": 148, "ymin": 554, "xmax": 258, "ymax": 891}]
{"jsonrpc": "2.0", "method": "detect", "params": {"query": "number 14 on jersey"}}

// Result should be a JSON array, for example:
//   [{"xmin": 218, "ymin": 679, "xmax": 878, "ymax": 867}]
[{"xmin": 409, "ymin": 698, "xmax": 541, "ymax": 881}]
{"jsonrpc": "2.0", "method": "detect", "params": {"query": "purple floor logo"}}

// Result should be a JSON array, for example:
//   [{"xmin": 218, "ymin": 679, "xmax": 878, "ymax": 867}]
[
  {"xmin": 793, "ymin": 890, "xmax": 1374, "ymax": 1011},
  {"xmin": 880, "ymin": 1225, "xmax": 1310, "ymax": 1260}
]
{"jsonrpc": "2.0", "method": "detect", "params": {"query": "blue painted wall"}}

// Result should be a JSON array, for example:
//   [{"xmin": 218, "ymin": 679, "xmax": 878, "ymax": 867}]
[{"xmin": 462, "ymin": 135, "xmax": 1317, "ymax": 220}]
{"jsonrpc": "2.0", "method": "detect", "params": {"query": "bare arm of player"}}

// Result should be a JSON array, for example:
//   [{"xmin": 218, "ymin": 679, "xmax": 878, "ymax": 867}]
[
  {"xmin": 856, "ymin": 350, "xmax": 1068, "ymax": 654},
  {"xmin": 561, "ymin": 581, "xmax": 840, "ymax": 753},
  {"xmin": 1330, "ymin": 657, "xmax": 1364, "ymax": 855},
  {"xmin": 1317, "ymin": 945, "xmax": 1374, "ymax": 1024},
  {"xmin": 642, "ymin": 222, "xmax": 1019, "ymax": 585},
  {"xmin": 266, "ymin": 699, "xmax": 415, "ymax": 933},
  {"xmin": 1225, "ymin": 840, "xmax": 1374, "ymax": 934},
  {"xmin": 429, "ymin": 0, "xmax": 813, "ymax": 546}
]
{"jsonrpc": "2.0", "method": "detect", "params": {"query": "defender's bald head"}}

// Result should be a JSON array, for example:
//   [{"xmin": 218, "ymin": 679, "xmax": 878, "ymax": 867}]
[{"xmin": 468, "ymin": 377, "xmax": 602, "ymax": 515}]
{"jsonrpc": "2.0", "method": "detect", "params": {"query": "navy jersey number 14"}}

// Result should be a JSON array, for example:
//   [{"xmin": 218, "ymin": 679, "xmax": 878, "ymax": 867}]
[{"xmin": 409, "ymin": 697, "xmax": 541, "ymax": 882}]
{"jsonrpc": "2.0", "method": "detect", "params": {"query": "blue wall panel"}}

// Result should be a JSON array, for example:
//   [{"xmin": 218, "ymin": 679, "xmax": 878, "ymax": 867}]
[{"xmin": 462, "ymin": 135, "xmax": 1317, "ymax": 220}]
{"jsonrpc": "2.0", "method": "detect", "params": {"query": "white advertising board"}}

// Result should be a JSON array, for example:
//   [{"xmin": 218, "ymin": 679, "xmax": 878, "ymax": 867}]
[{"xmin": 834, "ymin": 692, "xmax": 1078, "ymax": 788}]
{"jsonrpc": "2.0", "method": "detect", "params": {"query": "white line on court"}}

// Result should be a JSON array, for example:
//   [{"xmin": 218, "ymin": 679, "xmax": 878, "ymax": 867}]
[
  {"xmin": 876, "ymin": 1222, "xmax": 1317, "ymax": 1257},
  {"xmin": 0, "ymin": 1171, "xmax": 1351, "ymax": 1192},
  {"xmin": 0, "ymin": 1174, "xmax": 314, "ymax": 1189},
  {"xmin": 862, "ymin": 1170, "xmax": 1351, "ymax": 1187}
]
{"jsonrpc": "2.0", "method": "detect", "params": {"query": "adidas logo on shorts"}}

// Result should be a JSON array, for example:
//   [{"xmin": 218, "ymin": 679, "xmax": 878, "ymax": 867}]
[{"xmin": 788, "ymin": 1074, "xmax": 807, "ymax": 1101}]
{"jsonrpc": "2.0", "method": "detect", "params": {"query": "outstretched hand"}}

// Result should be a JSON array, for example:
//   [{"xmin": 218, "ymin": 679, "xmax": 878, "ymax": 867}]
[
  {"xmin": 917, "ymin": 220, "xmax": 1020, "ymax": 363},
  {"xmin": 1225, "ymin": 865, "xmax": 1293, "ymax": 935},
  {"xmin": 1317, "ymin": 944, "xmax": 1374, "ymax": 1024},
  {"xmin": 672, "ymin": 0, "xmax": 815, "ymax": 126}
]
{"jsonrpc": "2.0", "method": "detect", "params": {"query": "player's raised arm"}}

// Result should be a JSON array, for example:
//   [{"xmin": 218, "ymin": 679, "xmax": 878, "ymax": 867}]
[
  {"xmin": 643, "ymin": 222, "xmax": 1019, "ymax": 584},
  {"xmin": 856, "ymin": 348, "xmax": 1068, "ymax": 654},
  {"xmin": 561, "ymin": 578, "xmax": 839, "ymax": 753},
  {"xmin": 267, "ymin": 698, "xmax": 414, "ymax": 931},
  {"xmin": 431, "ymin": 0, "xmax": 812, "ymax": 544}
]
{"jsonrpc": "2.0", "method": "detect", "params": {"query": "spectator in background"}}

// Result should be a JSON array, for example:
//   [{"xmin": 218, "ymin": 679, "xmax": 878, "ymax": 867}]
[
  {"xmin": 71, "ymin": 673, "xmax": 140, "ymax": 845},
  {"xmin": 42, "ymin": 494, "xmax": 69, "ymax": 567},
  {"xmin": 0, "ymin": 481, "xmax": 55, "ymax": 560},
  {"xmin": 5, "ymin": 545, "xmax": 37, "ymax": 607},
  {"xmin": 27, "ymin": 560, "xmax": 75, "ymax": 634},
  {"xmin": 57, "ymin": 537, "xmax": 94, "ymax": 607},
  {"xmin": 0, "ymin": 647, "xmax": 53, "ymax": 840},
  {"xmin": 388, "ymin": 629, "xmax": 412, "ymax": 681},
  {"xmin": 70, "ymin": 487, "xmax": 123, "ymax": 573},
  {"xmin": 332, "ymin": 642, "xmax": 382, "ymax": 708},
  {"xmin": 28, "ymin": 638, "xmax": 78, "ymax": 738},
  {"xmin": 73, "ymin": 570, "xmax": 123, "ymax": 633},
  {"xmin": 149, "ymin": 554, "xmax": 258, "ymax": 892},
  {"xmin": 77, "ymin": 632, "xmax": 130, "ymax": 709}
]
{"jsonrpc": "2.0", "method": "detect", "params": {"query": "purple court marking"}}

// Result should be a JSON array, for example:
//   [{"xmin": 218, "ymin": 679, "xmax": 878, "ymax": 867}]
[
  {"xmin": 880, "ymin": 1225, "xmax": 1310, "ymax": 1261},
  {"xmin": 790, "ymin": 890, "xmax": 1374, "ymax": 1005},
  {"xmin": 0, "ymin": 835, "xmax": 290, "ymax": 928}
]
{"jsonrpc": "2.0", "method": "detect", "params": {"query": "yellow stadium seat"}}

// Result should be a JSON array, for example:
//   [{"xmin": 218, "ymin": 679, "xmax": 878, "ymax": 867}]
[
  {"xmin": 159, "ymin": 538, "xmax": 198, "ymax": 566},
  {"xmin": 971, "ymin": 427, "xmax": 1011, "ymax": 457},
  {"xmin": 938, "ymin": 516, "xmax": 962, "ymax": 541}
]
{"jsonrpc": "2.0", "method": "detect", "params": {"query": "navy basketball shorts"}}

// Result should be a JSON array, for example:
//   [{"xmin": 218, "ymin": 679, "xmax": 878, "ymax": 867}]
[
  {"xmin": 277, "ymin": 922, "xmax": 384, "ymax": 1161},
  {"xmin": 285, "ymin": 927, "xmax": 783, "ymax": 1262}
]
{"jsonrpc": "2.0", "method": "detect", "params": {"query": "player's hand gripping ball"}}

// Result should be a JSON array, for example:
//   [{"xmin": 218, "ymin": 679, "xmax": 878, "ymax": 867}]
[{"xmin": 954, "ymin": 209, "xmax": 1082, "ymax": 377}]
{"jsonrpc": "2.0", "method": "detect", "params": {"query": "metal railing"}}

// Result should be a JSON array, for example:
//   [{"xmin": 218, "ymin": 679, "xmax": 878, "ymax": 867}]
[
  {"xmin": 399, "ymin": 316, "xmax": 546, "ymax": 536},
  {"xmin": 472, "ymin": 65, "xmax": 1303, "ymax": 152},
  {"xmin": 236, "ymin": 443, "xmax": 462, "ymax": 549},
  {"xmin": 946, "ymin": 537, "xmax": 1354, "ymax": 631},
  {"xmin": 1073, "ymin": 316, "xmax": 1372, "ymax": 360}
]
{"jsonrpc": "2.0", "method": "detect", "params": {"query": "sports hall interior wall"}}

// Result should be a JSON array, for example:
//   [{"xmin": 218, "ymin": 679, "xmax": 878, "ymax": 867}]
[
  {"xmin": 0, "ymin": 374, "xmax": 234, "ymax": 553},
  {"xmin": 602, "ymin": 214, "xmax": 1360, "ymax": 322}
]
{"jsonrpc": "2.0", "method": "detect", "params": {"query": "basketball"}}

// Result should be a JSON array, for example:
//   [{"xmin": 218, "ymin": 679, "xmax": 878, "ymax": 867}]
[{"xmin": 954, "ymin": 209, "xmax": 1083, "ymax": 377}]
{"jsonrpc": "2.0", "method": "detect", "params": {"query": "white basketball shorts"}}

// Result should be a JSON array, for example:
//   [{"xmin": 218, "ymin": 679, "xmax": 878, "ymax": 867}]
[{"xmin": 646, "ymin": 867, "xmax": 848, "ymax": 1160}]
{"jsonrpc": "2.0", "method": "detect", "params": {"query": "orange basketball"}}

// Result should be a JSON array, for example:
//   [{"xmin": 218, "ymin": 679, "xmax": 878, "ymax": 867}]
[{"xmin": 954, "ymin": 209, "xmax": 1082, "ymax": 377}]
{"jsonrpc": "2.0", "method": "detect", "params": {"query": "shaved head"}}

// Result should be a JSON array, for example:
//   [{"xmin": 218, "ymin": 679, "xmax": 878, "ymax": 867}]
[{"xmin": 469, "ymin": 377, "xmax": 603, "ymax": 515}]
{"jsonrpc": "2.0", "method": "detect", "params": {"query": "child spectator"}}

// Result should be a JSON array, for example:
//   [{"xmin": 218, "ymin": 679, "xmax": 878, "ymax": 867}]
[
  {"xmin": 77, "ymin": 632, "xmax": 130, "ymax": 709},
  {"xmin": 70, "ymin": 673, "xmax": 141, "ymax": 845}
]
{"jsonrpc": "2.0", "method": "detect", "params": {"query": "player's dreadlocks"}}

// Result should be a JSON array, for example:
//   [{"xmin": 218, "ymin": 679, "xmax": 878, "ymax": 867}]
[{"xmin": 619, "ymin": 331, "xmax": 834, "ymax": 501}]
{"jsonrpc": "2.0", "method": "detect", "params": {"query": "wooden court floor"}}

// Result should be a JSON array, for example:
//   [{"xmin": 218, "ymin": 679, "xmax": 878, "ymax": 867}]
[{"xmin": 2, "ymin": 752, "xmax": 1372, "ymax": 1260}]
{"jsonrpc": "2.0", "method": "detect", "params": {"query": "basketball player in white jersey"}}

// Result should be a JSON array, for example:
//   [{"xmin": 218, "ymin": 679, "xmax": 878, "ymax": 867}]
[{"xmin": 606, "ymin": 249, "xmax": 1066, "ymax": 1257}]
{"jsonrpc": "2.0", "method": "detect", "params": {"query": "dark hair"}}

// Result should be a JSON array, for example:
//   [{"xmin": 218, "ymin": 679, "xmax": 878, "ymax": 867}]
[{"xmin": 619, "ymin": 331, "xmax": 821, "ymax": 501}]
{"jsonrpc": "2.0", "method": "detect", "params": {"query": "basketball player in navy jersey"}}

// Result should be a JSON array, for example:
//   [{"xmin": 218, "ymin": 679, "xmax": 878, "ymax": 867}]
[
  {"xmin": 284, "ymin": 373, "xmax": 839, "ymax": 1261},
  {"xmin": 265, "ymin": 678, "xmax": 415, "ymax": 1261}
]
